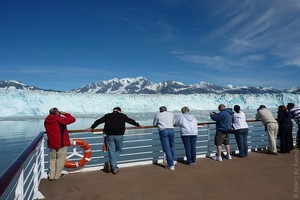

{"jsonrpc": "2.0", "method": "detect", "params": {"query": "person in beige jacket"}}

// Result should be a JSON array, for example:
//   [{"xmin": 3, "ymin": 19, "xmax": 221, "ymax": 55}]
[{"xmin": 255, "ymin": 105, "xmax": 279, "ymax": 154}]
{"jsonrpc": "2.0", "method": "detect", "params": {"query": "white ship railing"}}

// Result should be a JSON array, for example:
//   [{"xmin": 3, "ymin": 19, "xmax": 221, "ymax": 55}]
[{"xmin": 0, "ymin": 121, "xmax": 297, "ymax": 200}]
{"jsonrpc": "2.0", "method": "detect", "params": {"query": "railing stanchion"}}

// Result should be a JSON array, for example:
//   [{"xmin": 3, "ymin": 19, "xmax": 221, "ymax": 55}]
[
  {"xmin": 206, "ymin": 124, "xmax": 211, "ymax": 158},
  {"xmin": 15, "ymin": 169, "xmax": 24, "ymax": 200}
]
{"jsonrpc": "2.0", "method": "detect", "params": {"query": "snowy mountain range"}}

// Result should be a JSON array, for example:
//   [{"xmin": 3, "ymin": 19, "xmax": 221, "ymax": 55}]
[{"xmin": 1, "ymin": 77, "xmax": 299, "ymax": 94}]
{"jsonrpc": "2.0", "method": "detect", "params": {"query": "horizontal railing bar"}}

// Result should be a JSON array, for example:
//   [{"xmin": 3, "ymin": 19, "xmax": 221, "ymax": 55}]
[{"xmin": 64, "ymin": 120, "xmax": 261, "ymax": 133}]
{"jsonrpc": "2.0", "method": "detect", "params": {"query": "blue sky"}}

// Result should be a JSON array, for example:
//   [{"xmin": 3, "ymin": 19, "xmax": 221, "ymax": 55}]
[{"xmin": 1, "ymin": 0, "xmax": 300, "ymax": 91}]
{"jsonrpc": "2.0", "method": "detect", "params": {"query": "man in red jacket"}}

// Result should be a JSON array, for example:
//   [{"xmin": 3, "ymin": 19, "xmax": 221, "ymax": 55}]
[{"xmin": 44, "ymin": 108, "xmax": 76, "ymax": 180}]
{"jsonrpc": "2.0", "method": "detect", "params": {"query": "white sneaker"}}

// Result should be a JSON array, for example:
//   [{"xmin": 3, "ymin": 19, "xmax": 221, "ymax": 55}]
[
  {"xmin": 173, "ymin": 161, "xmax": 177, "ymax": 165},
  {"xmin": 166, "ymin": 165, "xmax": 175, "ymax": 171},
  {"xmin": 213, "ymin": 156, "xmax": 223, "ymax": 162},
  {"xmin": 227, "ymin": 154, "xmax": 232, "ymax": 160}
]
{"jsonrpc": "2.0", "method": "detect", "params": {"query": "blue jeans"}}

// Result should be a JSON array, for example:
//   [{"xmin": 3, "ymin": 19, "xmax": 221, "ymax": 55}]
[
  {"xmin": 181, "ymin": 135, "xmax": 197, "ymax": 164},
  {"xmin": 234, "ymin": 128, "xmax": 249, "ymax": 157},
  {"xmin": 159, "ymin": 129, "xmax": 176, "ymax": 167},
  {"xmin": 106, "ymin": 135, "xmax": 123, "ymax": 171}
]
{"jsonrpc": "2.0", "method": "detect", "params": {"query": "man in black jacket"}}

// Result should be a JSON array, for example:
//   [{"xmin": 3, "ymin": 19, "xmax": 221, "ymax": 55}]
[{"xmin": 87, "ymin": 107, "xmax": 142, "ymax": 174}]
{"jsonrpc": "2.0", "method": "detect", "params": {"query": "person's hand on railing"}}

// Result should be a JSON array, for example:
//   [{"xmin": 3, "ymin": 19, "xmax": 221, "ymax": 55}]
[{"xmin": 86, "ymin": 128, "xmax": 93, "ymax": 132}]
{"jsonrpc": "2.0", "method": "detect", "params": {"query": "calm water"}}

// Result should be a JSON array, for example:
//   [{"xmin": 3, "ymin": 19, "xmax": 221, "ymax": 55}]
[{"xmin": 0, "ymin": 109, "xmax": 262, "ymax": 175}]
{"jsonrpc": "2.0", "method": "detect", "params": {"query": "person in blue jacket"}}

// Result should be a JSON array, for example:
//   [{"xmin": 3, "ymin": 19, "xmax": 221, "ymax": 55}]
[{"xmin": 210, "ymin": 104, "xmax": 234, "ymax": 161}]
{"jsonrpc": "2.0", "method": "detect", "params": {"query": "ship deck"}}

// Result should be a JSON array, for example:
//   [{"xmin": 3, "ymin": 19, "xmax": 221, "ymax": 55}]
[{"xmin": 39, "ymin": 150, "xmax": 298, "ymax": 200}]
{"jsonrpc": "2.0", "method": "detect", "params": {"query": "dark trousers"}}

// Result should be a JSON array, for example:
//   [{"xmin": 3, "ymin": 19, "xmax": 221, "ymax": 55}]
[
  {"xmin": 297, "ymin": 125, "xmax": 300, "ymax": 148},
  {"xmin": 279, "ymin": 130, "xmax": 291, "ymax": 153}
]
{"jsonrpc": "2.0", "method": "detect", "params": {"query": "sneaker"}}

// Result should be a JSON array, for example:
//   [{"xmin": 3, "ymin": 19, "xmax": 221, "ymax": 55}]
[
  {"xmin": 104, "ymin": 161, "xmax": 111, "ymax": 173},
  {"xmin": 166, "ymin": 165, "xmax": 175, "ymax": 171},
  {"xmin": 112, "ymin": 168, "xmax": 119, "ymax": 175},
  {"xmin": 227, "ymin": 154, "xmax": 232, "ymax": 160},
  {"xmin": 173, "ymin": 161, "xmax": 177, "ymax": 165},
  {"xmin": 213, "ymin": 156, "xmax": 223, "ymax": 162}
]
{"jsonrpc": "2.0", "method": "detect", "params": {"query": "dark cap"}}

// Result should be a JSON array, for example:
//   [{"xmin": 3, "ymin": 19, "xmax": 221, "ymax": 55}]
[{"xmin": 113, "ymin": 107, "xmax": 121, "ymax": 112}]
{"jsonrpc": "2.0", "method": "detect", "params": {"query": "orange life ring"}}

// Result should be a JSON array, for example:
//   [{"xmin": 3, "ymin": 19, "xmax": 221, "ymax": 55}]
[{"xmin": 65, "ymin": 139, "xmax": 92, "ymax": 168}]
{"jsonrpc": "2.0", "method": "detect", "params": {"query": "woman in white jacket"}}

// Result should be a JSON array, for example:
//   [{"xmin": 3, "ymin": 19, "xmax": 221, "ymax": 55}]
[
  {"xmin": 233, "ymin": 105, "xmax": 249, "ymax": 158},
  {"xmin": 174, "ymin": 106, "xmax": 198, "ymax": 165}
]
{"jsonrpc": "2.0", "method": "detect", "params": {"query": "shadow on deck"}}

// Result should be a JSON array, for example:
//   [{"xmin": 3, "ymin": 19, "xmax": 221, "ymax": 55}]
[{"xmin": 39, "ymin": 150, "xmax": 298, "ymax": 200}]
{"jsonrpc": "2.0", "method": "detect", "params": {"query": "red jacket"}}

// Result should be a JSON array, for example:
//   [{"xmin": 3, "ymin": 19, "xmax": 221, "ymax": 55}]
[{"xmin": 44, "ymin": 113, "xmax": 76, "ymax": 149}]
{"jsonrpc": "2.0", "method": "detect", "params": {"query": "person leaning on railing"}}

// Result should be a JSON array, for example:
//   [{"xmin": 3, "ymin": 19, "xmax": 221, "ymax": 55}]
[
  {"xmin": 153, "ymin": 106, "xmax": 177, "ymax": 171},
  {"xmin": 255, "ymin": 105, "xmax": 278, "ymax": 155},
  {"xmin": 174, "ymin": 106, "xmax": 198, "ymax": 165},
  {"xmin": 86, "ymin": 107, "xmax": 143, "ymax": 175},
  {"xmin": 44, "ymin": 108, "xmax": 76, "ymax": 181},
  {"xmin": 232, "ymin": 105, "xmax": 249, "ymax": 158}
]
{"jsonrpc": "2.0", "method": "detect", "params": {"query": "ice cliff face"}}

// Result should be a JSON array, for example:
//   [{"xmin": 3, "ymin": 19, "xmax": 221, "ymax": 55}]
[
  {"xmin": 0, "ymin": 78, "xmax": 299, "ymax": 118},
  {"xmin": 0, "ymin": 90, "xmax": 299, "ymax": 118}
]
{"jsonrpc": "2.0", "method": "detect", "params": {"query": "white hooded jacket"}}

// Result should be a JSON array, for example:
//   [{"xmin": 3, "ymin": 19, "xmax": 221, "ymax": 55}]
[{"xmin": 174, "ymin": 114, "xmax": 198, "ymax": 136}]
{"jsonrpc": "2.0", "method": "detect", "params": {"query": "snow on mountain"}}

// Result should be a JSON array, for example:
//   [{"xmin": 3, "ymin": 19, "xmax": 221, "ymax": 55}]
[
  {"xmin": 72, "ymin": 76, "xmax": 153, "ymax": 94},
  {"xmin": 287, "ymin": 86, "xmax": 300, "ymax": 94},
  {"xmin": 0, "ymin": 80, "xmax": 60, "ymax": 92},
  {"xmin": 0, "ymin": 78, "xmax": 291, "ymax": 94},
  {"xmin": 71, "ymin": 77, "xmax": 285, "ymax": 94},
  {"xmin": 0, "ymin": 78, "xmax": 299, "ymax": 119}
]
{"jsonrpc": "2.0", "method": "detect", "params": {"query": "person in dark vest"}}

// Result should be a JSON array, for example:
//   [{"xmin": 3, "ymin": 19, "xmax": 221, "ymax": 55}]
[{"xmin": 277, "ymin": 105, "xmax": 292, "ymax": 153}]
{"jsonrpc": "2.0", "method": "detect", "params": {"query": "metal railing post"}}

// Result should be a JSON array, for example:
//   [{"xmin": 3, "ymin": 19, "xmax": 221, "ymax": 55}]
[
  {"xmin": 40, "ymin": 137, "xmax": 47, "ymax": 179},
  {"xmin": 206, "ymin": 124, "xmax": 211, "ymax": 158},
  {"xmin": 15, "ymin": 170, "xmax": 24, "ymax": 200},
  {"xmin": 33, "ymin": 142, "xmax": 45, "ymax": 199}
]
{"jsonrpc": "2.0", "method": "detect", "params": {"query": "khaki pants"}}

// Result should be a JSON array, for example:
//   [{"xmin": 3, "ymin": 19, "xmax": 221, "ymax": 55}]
[
  {"xmin": 266, "ymin": 123, "xmax": 279, "ymax": 153},
  {"xmin": 48, "ymin": 146, "xmax": 68, "ymax": 179}
]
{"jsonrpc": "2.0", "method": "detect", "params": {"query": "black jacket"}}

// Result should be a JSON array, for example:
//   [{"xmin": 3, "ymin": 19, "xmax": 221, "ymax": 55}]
[
  {"xmin": 91, "ymin": 111, "xmax": 140, "ymax": 135},
  {"xmin": 277, "ymin": 110, "xmax": 293, "ymax": 135}
]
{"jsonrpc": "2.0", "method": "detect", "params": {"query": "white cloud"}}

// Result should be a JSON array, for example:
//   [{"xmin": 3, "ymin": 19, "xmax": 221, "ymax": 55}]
[
  {"xmin": 209, "ymin": 0, "xmax": 300, "ymax": 60},
  {"xmin": 175, "ymin": 53, "xmax": 264, "ymax": 70}
]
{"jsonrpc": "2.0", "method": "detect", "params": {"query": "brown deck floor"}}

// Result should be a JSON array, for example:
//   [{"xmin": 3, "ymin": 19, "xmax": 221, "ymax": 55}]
[{"xmin": 39, "ymin": 150, "xmax": 299, "ymax": 200}]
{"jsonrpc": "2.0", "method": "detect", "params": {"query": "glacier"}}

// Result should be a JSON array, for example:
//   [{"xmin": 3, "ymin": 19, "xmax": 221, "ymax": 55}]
[{"xmin": 0, "ymin": 90, "xmax": 300, "ymax": 119}]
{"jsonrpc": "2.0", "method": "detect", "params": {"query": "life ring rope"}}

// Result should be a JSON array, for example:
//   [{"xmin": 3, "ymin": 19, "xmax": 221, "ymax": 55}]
[{"xmin": 65, "ymin": 139, "xmax": 92, "ymax": 169}]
